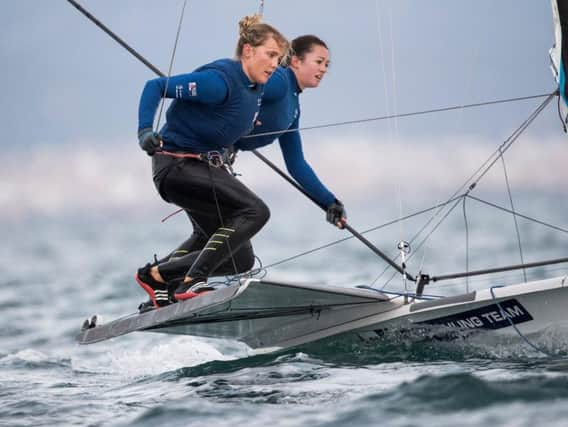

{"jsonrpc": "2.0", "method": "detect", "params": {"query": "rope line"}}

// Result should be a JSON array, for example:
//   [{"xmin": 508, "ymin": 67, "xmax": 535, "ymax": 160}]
[
  {"xmin": 462, "ymin": 196, "xmax": 470, "ymax": 293},
  {"xmin": 375, "ymin": 92, "xmax": 558, "ymax": 286},
  {"xmin": 377, "ymin": 194, "xmax": 466, "ymax": 288},
  {"xmin": 156, "ymin": 0, "xmax": 188, "ymax": 130},
  {"xmin": 466, "ymin": 195, "xmax": 568, "ymax": 234},
  {"xmin": 240, "ymin": 93, "xmax": 552, "ymax": 140},
  {"xmin": 490, "ymin": 286, "xmax": 556, "ymax": 357},
  {"xmin": 262, "ymin": 196, "xmax": 464, "ymax": 270},
  {"xmin": 499, "ymin": 153, "xmax": 527, "ymax": 283}
]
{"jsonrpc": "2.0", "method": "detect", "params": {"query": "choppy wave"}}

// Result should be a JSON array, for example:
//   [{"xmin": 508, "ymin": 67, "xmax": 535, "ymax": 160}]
[
  {"xmin": 2, "ymin": 174, "xmax": 568, "ymax": 427},
  {"xmin": 0, "ymin": 349, "xmax": 71, "ymax": 370},
  {"xmin": 105, "ymin": 345, "xmax": 568, "ymax": 427},
  {"xmin": 5, "ymin": 326, "xmax": 568, "ymax": 427}
]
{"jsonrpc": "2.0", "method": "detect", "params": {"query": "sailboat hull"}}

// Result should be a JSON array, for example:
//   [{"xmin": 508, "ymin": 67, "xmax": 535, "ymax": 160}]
[
  {"xmin": 357, "ymin": 276, "xmax": 568, "ymax": 342},
  {"xmin": 77, "ymin": 276, "xmax": 568, "ymax": 351}
]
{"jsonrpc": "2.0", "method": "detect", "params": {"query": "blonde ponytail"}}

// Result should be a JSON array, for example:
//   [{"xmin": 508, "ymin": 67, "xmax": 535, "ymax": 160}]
[{"xmin": 238, "ymin": 14, "xmax": 263, "ymax": 38}]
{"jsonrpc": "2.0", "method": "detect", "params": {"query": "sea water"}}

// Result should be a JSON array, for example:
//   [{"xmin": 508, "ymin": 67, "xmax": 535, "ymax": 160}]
[{"xmin": 1, "ymin": 181, "xmax": 568, "ymax": 427}]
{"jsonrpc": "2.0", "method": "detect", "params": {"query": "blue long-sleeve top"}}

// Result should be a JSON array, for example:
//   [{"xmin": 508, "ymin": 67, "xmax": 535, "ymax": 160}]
[
  {"xmin": 138, "ymin": 59, "xmax": 263, "ymax": 153},
  {"xmin": 235, "ymin": 67, "xmax": 336, "ymax": 208}
]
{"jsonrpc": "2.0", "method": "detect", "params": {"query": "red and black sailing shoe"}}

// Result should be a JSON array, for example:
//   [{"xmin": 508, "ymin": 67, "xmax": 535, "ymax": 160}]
[
  {"xmin": 174, "ymin": 277, "xmax": 215, "ymax": 301},
  {"xmin": 135, "ymin": 263, "xmax": 171, "ymax": 308},
  {"xmin": 138, "ymin": 280, "xmax": 180, "ymax": 313}
]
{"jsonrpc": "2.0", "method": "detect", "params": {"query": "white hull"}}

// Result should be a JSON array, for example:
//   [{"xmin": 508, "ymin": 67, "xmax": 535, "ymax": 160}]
[
  {"xmin": 239, "ymin": 276, "xmax": 568, "ymax": 350},
  {"xmin": 357, "ymin": 276, "xmax": 568, "ymax": 341},
  {"xmin": 77, "ymin": 276, "xmax": 568, "ymax": 351}
]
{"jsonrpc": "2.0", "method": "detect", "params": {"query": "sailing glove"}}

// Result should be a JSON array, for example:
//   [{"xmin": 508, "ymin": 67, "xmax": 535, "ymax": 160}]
[
  {"xmin": 326, "ymin": 199, "xmax": 347, "ymax": 228},
  {"xmin": 138, "ymin": 128, "xmax": 162, "ymax": 156}
]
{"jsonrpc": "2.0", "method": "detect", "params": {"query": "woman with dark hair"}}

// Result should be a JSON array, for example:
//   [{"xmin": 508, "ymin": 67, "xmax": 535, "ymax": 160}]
[
  {"xmin": 235, "ymin": 35, "xmax": 346, "ymax": 226},
  {"xmin": 135, "ymin": 15, "xmax": 289, "ymax": 308}
]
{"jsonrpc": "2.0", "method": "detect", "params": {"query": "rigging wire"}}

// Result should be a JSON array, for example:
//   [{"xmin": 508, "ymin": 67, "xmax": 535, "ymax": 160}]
[
  {"xmin": 209, "ymin": 255, "xmax": 267, "ymax": 288},
  {"xmin": 438, "ymin": 92, "xmax": 555, "ymax": 213},
  {"xmin": 466, "ymin": 195, "xmax": 568, "ymax": 234},
  {"xmin": 262, "ymin": 195, "xmax": 464, "ymax": 270},
  {"xmin": 244, "ymin": 91, "xmax": 563, "ymax": 285},
  {"xmin": 490, "ymin": 286, "xmax": 556, "ymax": 358},
  {"xmin": 374, "ymin": 1, "xmax": 396, "ymax": 206},
  {"xmin": 155, "ymin": 0, "xmax": 188, "ymax": 131},
  {"xmin": 374, "ymin": 0, "xmax": 406, "ymax": 291},
  {"xmin": 448, "ymin": 2, "xmax": 492, "ymax": 295},
  {"xmin": 208, "ymin": 0, "xmax": 269, "ymax": 282},
  {"xmin": 258, "ymin": 0, "xmax": 265, "ymax": 17},
  {"xmin": 207, "ymin": 166, "xmax": 240, "ymax": 277},
  {"xmin": 377, "ymin": 194, "xmax": 466, "ymax": 288},
  {"xmin": 374, "ymin": 0, "xmax": 392, "ymax": 134},
  {"xmin": 499, "ymin": 151, "xmax": 527, "ymax": 283},
  {"xmin": 374, "ymin": 91, "xmax": 557, "ymax": 288},
  {"xmin": 386, "ymin": 5, "xmax": 405, "ymax": 262},
  {"xmin": 470, "ymin": 91, "xmax": 556, "ymax": 187},
  {"xmin": 375, "ymin": 91, "xmax": 558, "ymax": 286},
  {"xmin": 378, "ymin": 192, "xmax": 568, "ymax": 290},
  {"xmin": 451, "ymin": 264, "xmax": 568, "ymax": 289},
  {"xmin": 242, "ymin": 89, "xmax": 560, "ymax": 288},
  {"xmin": 152, "ymin": 0, "xmax": 243, "ymax": 281},
  {"xmin": 462, "ymin": 196, "xmax": 470, "ymax": 293},
  {"xmin": 66, "ymin": 0, "xmax": 563, "ymax": 294},
  {"xmin": 239, "ymin": 93, "xmax": 551, "ymax": 140},
  {"xmin": 260, "ymin": 186, "xmax": 568, "ymax": 275}
]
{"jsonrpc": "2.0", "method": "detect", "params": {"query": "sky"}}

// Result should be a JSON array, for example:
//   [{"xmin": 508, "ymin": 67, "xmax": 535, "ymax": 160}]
[{"xmin": 0, "ymin": 0, "xmax": 565, "ymax": 219}]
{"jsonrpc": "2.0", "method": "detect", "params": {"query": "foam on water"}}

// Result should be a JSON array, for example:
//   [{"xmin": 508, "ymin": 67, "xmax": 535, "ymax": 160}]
[
  {"xmin": 1, "ymin": 141, "xmax": 568, "ymax": 426},
  {"xmin": 0, "ymin": 349, "xmax": 53, "ymax": 366},
  {"xmin": 70, "ymin": 336, "xmax": 252, "ymax": 380},
  {"xmin": 107, "ymin": 338, "xmax": 236, "ymax": 377}
]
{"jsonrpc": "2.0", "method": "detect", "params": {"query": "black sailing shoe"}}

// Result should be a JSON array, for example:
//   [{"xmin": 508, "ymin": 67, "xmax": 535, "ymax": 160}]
[
  {"xmin": 138, "ymin": 299, "xmax": 155, "ymax": 313},
  {"xmin": 135, "ymin": 263, "xmax": 171, "ymax": 308},
  {"xmin": 174, "ymin": 277, "xmax": 215, "ymax": 301}
]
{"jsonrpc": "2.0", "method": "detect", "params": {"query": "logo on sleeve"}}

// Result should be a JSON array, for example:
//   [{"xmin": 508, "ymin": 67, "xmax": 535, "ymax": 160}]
[
  {"xmin": 188, "ymin": 82, "xmax": 197, "ymax": 96},
  {"xmin": 175, "ymin": 85, "xmax": 183, "ymax": 98}
]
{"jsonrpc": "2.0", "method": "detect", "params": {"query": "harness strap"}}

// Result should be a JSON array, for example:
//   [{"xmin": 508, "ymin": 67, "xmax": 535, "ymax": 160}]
[
  {"xmin": 156, "ymin": 149, "xmax": 234, "ymax": 168},
  {"xmin": 158, "ymin": 146, "xmax": 239, "ymax": 223},
  {"xmin": 157, "ymin": 150, "xmax": 201, "ymax": 160}
]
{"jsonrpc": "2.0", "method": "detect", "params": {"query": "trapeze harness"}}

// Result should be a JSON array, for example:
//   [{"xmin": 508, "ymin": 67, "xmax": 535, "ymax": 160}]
[{"xmin": 150, "ymin": 148, "xmax": 263, "ymax": 281}]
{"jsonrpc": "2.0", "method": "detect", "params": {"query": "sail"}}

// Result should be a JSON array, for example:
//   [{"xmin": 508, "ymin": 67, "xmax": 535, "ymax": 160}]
[{"xmin": 551, "ymin": 0, "xmax": 568, "ymax": 128}]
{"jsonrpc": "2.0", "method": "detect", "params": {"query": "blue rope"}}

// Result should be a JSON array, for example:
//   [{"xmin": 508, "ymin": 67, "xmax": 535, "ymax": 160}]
[{"xmin": 490, "ymin": 285, "xmax": 556, "ymax": 358}]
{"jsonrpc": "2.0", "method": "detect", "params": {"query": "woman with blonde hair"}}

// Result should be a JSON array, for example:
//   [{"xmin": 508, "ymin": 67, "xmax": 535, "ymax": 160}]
[{"xmin": 135, "ymin": 15, "xmax": 289, "ymax": 308}]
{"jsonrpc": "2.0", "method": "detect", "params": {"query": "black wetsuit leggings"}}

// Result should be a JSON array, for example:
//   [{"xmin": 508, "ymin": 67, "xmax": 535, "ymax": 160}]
[{"xmin": 151, "ymin": 154, "xmax": 269, "ymax": 281}]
